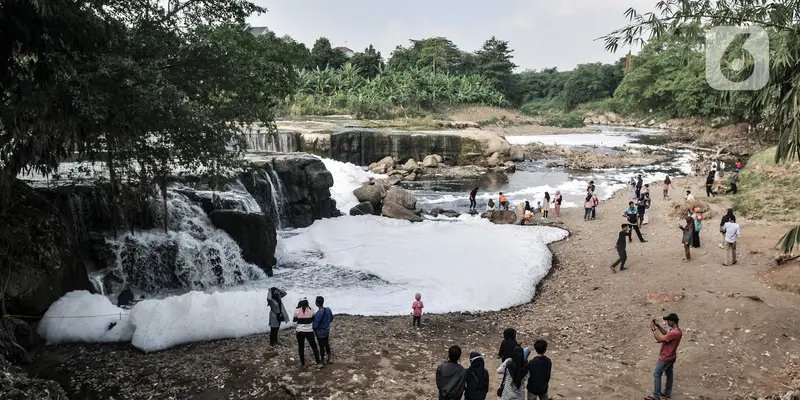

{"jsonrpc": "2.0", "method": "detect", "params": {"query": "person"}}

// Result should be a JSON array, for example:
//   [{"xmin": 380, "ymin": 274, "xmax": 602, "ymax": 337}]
[
  {"xmin": 705, "ymin": 170, "xmax": 716, "ymax": 197},
  {"xmin": 412, "ymin": 293, "xmax": 424, "ymax": 328},
  {"xmin": 542, "ymin": 192, "xmax": 551, "ymax": 219},
  {"xmin": 642, "ymin": 183, "xmax": 650, "ymax": 196},
  {"xmin": 719, "ymin": 208, "xmax": 735, "ymax": 248},
  {"xmin": 583, "ymin": 192, "xmax": 594, "ymax": 221},
  {"xmin": 293, "ymin": 297, "xmax": 321, "ymax": 368},
  {"xmin": 469, "ymin": 187, "xmax": 479, "ymax": 210},
  {"xmin": 691, "ymin": 208, "xmax": 703, "ymax": 248},
  {"xmin": 679, "ymin": 216, "xmax": 694, "ymax": 261},
  {"xmin": 735, "ymin": 159, "xmax": 743, "ymax": 172},
  {"xmin": 486, "ymin": 199, "xmax": 496, "ymax": 213},
  {"xmin": 647, "ymin": 314, "xmax": 683, "ymax": 400},
  {"xmin": 636, "ymin": 174, "xmax": 643, "ymax": 199},
  {"xmin": 722, "ymin": 215, "xmax": 741, "ymax": 266},
  {"xmin": 636, "ymin": 194, "xmax": 648, "ymax": 227},
  {"xmin": 465, "ymin": 351, "xmax": 489, "ymax": 400},
  {"xmin": 588, "ymin": 180, "xmax": 596, "ymax": 193},
  {"xmin": 663, "ymin": 175, "xmax": 675, "ymax": 199},
  {"xmin": 726, "ymin": 172, "xmax": 739, "ymax": 195},
  {"xmin": 643, "ymin": 193, "xmax": 652, "ymax": 225},
  {"xmin": 629, "ymin": 178, "xmax": 637, "ymax": 200},
  {"xmin": 610, "ymin": 224, "xmax": 631, "ymax": 273},
  {"xmin": 711, "ymin": 158, "xmax": 719, "ymax": 175},
  {"xmin": 624, "ymin": 202, "xmax": 647, "ymax": 243},
  {"xmin": 719, "ymin": 159, "xmax": 726, "ymax": 179},
  {"xmin": 497, "ymin": 346, "xmax": 529, "ymax": 400},
  {"xmin": 524, "ymin": 208, "xmax": 532, "ymax": 224},
  {"xmin": 526, "ymin": 340, "xmax": 552, "ymax": 400},
  {"xmin": 554, "ymin": 190, "xmax": 562, "ymax": 217},
  {"xmin": 267, "ymin": 287, "xmax": 289, "ymax": 346},
  {"xmin": 436, "ymin": 345, "xmax": 467, "ymax": 400},
  {"xmin": 524, "ymin": 201, "xmax": 532, "ymax": 212},
  {"xmin": 535, "ymin": 201, "xmax": 543, "ymax": 217},
  {"xmin": 312, "ymin": 296, "xmax": 334, "ymax": 364},
  {"xmin": 498, "ymin": 328, "xmax": 520, "ymax": 362},
  {"xmin": 685, "ymin": 190, "xmax": 695, "ymax": 201},
  {"xmin": 499, "ymin": 192, "xmax": 508, "ymax": 210},
  {"xmin": 591, "ymin": 190, "xmax": 599, "ymax": 220}
]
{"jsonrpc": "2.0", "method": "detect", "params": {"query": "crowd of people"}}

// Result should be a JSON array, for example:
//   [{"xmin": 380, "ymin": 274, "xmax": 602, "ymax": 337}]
[
  {"xmin": 267, "ymin": 288, "xmax": 335, "ymax": 368},
  {"xmin": 478, "ymin": 189, "xmax": 563, "ymax": 224}
]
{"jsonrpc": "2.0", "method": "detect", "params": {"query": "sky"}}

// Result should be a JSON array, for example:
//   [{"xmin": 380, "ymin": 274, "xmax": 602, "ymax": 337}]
[{"xmin": 248, "ymin": 0, "xmax": 660, "ymax": 71}]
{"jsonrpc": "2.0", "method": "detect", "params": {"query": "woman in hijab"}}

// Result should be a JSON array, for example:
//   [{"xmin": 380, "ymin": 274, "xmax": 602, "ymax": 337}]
[
  {"xmin": 293, "ymin": 297, "xmax": 321, "ymax": 368},
  {"xmin": 496, "ymin": 346, "xmax": 529, "ymax": 399},
  {"xmin": 542, "ymin": 192, "xmax": 551, "ymax": 219},
  {"xmin": 267, "ymin": 287, "xmax": 289, "ymax": 346},
  {"xmin": 554, "ymin": 190, "xmax": 563, "ymax": 217},
  {"xmin": 719, "ymin": 208, "xmax": 736, "ymax": 248},
  {"xmin": 465, "ymin": 351, "xmax": 489, "ymax": 400}
]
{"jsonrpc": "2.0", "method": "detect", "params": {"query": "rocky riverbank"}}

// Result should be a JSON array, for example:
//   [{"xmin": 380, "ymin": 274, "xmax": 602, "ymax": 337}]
[{"xmin": 25, "ymin": 174, "xmax": 800, "ymax": 399}]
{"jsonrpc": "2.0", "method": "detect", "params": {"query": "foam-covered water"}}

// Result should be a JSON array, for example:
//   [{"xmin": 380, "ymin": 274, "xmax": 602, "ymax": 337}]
[{"xmin": 317, "ymin": 157, "xmax": 386, "ymax": 213}]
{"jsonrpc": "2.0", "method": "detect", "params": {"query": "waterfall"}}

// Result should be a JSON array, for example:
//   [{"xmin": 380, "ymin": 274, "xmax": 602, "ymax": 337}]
[
  {"xmin": 267, "ymin": 167, "xmax": 285, "ymax": 230},
  {"xmin": 98, "ymin": 187, "xmax": 267, "ymax": 294},
  {"xmin": 266, "ymin": 132, "xmax": 299, "ymax": 153},
  {"xmin": 240, "ymin": 125, "xmax": 298, "ymax": 153}
]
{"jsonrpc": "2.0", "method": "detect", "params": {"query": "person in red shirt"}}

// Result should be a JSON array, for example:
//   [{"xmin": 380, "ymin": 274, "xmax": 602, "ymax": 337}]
[{"xmin": 647, "ymin": 313, "xmax": 682, "ymax": 400}]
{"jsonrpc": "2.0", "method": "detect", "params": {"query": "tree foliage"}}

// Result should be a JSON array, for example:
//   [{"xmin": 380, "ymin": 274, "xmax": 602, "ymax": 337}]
[
  {"xmin": 474, "ymin": 37, "xmax": 517, "ymax": 102},
  {"xmin": 350, "ymin": 45, "xmax": 385, "ymax": 79},
  {"xmin": 311, "ymin": 37, "xmax": 348, "ymax": 70}
]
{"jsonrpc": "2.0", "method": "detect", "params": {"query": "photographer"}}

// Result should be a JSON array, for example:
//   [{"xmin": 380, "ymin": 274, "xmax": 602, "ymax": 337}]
[{"xmin": 647, "ymin": 314, "xmax": 683, "ymax": 400}]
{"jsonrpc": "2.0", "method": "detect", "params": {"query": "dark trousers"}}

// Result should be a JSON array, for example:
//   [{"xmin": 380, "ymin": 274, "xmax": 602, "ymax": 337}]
[
  {"xmin": 269, "ymin": 327, "xmax": 279, "ymax": 346},
  {"xmin": 726, "ymin": 184, "xmax": 738, "ymax": 194},
  {"xmin": 629, "ymin": 224, "xmax": 645, "ymax": 242},
  {"xmin": 611, "ymin": 247, "xmax": 627, "ymax": 270},
  {"xmin": 637, "ymin": 206, "xmax": 646, "ymax": 225},
  {"xmin": 317, "ymin": 336, "xmax": 331, "ymax": 361},
  {"xmin": 413, "ymin": 315, "xmax": 421, "ymax": 327},
  {"xmin": 636, "ymin": 187, "xmax": 642, "ymax": 198},
  {"xmin": 692, "ymin": 231, "xmax": 701, "ymax": 248},
  {"xmin": 591, "ymin": 206, "xmax": 596, "ymax": 219},
  {"xmin": 469, "ymin": 198, "xmax": 476, "ymax": 209},
  {"xmin": 296, "ymin": 332, "xmax": 320, "ymax": 365},
  {"xmin": 706, "ymin": 185, "xmax": 714, "ymax": 196}
]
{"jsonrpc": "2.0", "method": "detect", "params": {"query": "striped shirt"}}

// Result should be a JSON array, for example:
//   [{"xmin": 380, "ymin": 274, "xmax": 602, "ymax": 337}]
[{"xmin": 294, "ymin": 308, "xmax": 315, "ymax": 333}]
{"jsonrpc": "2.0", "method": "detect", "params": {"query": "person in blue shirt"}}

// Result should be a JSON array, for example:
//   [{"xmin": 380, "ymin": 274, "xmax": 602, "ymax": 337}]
[
  {"xmin": 624, "ymin": 202, "xmax": 647, "ymax": 243},
  {"xmin": 312, "ymin": 296, "xmax": 334, "ymax": 364}
]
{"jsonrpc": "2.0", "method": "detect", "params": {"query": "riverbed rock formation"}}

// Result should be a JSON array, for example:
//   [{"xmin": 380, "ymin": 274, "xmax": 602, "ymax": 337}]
[{"xmin": 209, "ymin": 211, "xmax": 277, "ymax": 275}]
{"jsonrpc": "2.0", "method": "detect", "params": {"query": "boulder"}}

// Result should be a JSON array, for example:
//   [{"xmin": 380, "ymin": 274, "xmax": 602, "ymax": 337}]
[
  {"xmin": 370, "ymin": 163, "xmax": 388, "ymax": 174},
  {"xmin": 442, "ymin": 210, "xmax": 461, "ymax": 218},
  {"xmin": 422, "ymin": 155, "xmax": 439, "ymax": 168},
  {"xmin": 503, "ymin": 161, "xmax": 516, "ymax": 173},
  {"xmin": 606, "ymin": 112, "xmax": 619, "ymax": 123},
  {"xmin": 509, "ymin": 146, "xmax": 525, "ymax": 162},
  {"xmin": 376, "ymin": 156, "xmax": 395, "ymax": 168},
  {"xmin": 209, "ymin": 211, "xmax": 278, "ymax": 275},
  {"xmin": 1, "ymin": 179, "xmax": 92, "ymax": 317},
  {"xmin": 385, "ymin": 187, "xmax": 417, "ymax": 210},
  {"xmin": 597, "ymin": 114, "xmax": 609, "ymax": 124},
  {"xmin": 429, "ymin": 207, "xmax": 444, "ymax": 217},
  {"xmin": 405, "ymin": 172, "xmax": 417, "ymax": 181},
  {"xmin": 482, "ymin": 210, "xmax": 518, "ymax": 225},
  {"xmin": 349, "ymin": 201, "xmax": 375, "ymax": 216},
  {"xmin": 382, "ymin": 201, "xmax": 424, "ymax": 222},
  {"xmin": 353, "ymin": 184, "xmax": 386, "ymax": 207},
  {"xmin": 402, "ymin": 158, "xmax": 419, "ymax": 171},
  {"xmin": 486, "ymin": 152, "xmax": 502, "ymax": 166}
]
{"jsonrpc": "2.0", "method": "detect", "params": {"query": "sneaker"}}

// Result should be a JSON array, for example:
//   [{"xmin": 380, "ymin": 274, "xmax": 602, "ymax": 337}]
[
  {"xmin": 610, "ymin": 266, "xmax": 617, "ymax": 273},
  {"xmin": 620, "ymin": 267, "xmax": 627, "ymax": 271}
]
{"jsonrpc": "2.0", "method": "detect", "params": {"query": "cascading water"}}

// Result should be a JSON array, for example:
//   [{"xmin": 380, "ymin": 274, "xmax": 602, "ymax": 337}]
[
  {"xmin": 267, "ymin": 167, "xmax": 285, "ymax": 227},
  {"xmin": 99, "ymin": 186, "xmax": 267, "ymax": 294}
]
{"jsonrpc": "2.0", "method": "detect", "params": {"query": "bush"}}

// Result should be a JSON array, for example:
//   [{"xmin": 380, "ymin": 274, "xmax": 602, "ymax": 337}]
[
  {"xmin": 578, "ymin": 97, "xmax": 624, "ymax": 114},
  {"xmin": 542, "ymin": 112, "xmax": 585, "ymax": 128}
]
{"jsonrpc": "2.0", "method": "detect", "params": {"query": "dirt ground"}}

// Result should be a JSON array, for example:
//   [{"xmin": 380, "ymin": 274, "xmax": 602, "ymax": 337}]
[
  {"xmin": 446, "ymin": 106, "xmax": 601, "ymax": 135},
  {"xmin": 30, "ymin": 175, "xmax": 800, "ymax": 400}
]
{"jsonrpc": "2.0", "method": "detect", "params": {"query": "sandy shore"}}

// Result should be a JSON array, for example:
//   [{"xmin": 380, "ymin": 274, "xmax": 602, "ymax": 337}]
[{"xmin": 30, "ymin": 176, "xmax": 800, "ymax": 399}]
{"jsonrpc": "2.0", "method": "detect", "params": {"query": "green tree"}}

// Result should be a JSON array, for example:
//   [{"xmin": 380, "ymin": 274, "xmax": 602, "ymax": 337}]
[
  {"xmin": 311, "ymin": 37, "xmax": 347, "ymax": 70},
  {"xmin": 603, "ymin": 0, "xmax": 800, "ymax": 253},
  {"xmin": 474, "ymin": 36, "xmax": 517, "ymax": 102},
  {"xmin": 562, "ymin": 62, "xmax": 624, "ymax": 110},
  {"xmin": 388, "ymin": 37, "xmax": 467, "ymax": 74},
  {"xmin": 350, "ymin": 45, "xmax": 385, "ymax": 79}
]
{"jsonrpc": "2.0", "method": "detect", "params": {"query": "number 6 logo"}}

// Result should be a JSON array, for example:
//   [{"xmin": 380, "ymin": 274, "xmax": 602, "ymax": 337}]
[{"xmin": 705, "ymin": 26, "xmax": 770, "ymax": 91}]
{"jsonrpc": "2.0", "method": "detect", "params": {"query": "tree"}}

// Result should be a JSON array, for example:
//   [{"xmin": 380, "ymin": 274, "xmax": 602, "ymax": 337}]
[
  {"xmin": 387, "ymin": 37, "xmax": 467, "ymax": 74},
  {"xmin": 350, "ymin": 45, "xmax": 385, "ymax": 79},
  {"xmin": 474, "ymin": 36, "xmax": 517, "ymax": 102},
  {"xmin": 603, "ymin": 0, "xmax": 800, "ymax": 253},
  {"xmin": 311, "ymin": 37, "xmax": 347, "ymax": 70}
]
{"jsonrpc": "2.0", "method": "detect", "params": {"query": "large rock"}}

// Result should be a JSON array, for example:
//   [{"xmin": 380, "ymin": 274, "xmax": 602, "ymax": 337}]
[
  {"xmin": 209, "ymin": 211, "xmax": 277, "ymax": 275},
  {"xmin": 382, "ymin": 201, "xmax": 424, "ymax": 222},
  {"xmin": 349, "ymin": 201, "xmax": 375, "ymax": 216},
  {"xmin": 1, "ymin": 180, "xmax": 92, "ymax": 316},
  {"xmin": 353, "ymin": 184, "xmax": 386, "ymax": 207},
  {"xmin": 402, "ymin": 158, "xmax": 419, "ymax": 171},
  {"xmin": 422, "ymin": 155, "xmax": 440, "ymax": 168},
  {"xmin": 385, "ymin": 187, "xmax": 417, "ymax": 210},
  {"xmin": 482, "ymin": 210, "xmax": 518, "ymax": 225},
  {"xmin": 486, "ymin": 152, "xmax": 502, "ymax": 166},
  {"xmin": 330, "ymin": 129, "xmax": 465, "ymax": 166},
  {"xmin": 509, "ymin": 146, "xmax": 525, "ymax": 162}
]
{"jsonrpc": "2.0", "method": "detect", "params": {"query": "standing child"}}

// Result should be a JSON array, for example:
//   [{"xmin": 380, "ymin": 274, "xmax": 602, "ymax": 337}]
[
  {"xmin": 312, "ymin": 296, "xmax": 334, "ymax": 364},
  {"xmin": 465, "ymin": 351, "xmax": 490, "ymax": 400},
  {"xmin": 554, "ymin": 190, "xmax": 562, "ymax": 217},
  {"xmin": 412, "ymin": 293, "xmax": 424, "ymax": 328},
  {"xmin": 525, "ymin": 340, "xmax": 552, "ymax": 400},
  {"xmin": 536, "ymin": 201, "xmax": 543, "ymax": 216}
]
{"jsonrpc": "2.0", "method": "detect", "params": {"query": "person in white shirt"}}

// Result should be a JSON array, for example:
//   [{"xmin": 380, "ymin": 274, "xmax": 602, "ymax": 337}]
[
  {"xmin": 685, "ymin": 190, "xmax": 695, "ymax": 201},
  {"xmin": 722, "ymin": 216, "xmax": 741, "ymax": 266}
]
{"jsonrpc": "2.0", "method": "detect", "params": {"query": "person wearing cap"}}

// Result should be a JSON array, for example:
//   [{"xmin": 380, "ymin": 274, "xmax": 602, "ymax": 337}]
[
  {"xmin": 464, "ymin": 351, "xmax": 489, "ymax": 400},
  {"xmin": 647, "ymin": 313, "xmax": 683, "ymax": 400},
  {"xmin": 312, "ymin": 296, "xmax": 334, "ymax": 364}
]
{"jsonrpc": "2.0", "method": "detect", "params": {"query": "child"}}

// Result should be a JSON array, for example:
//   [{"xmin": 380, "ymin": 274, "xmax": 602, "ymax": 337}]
[
  {"xmin": 536, "ymin": 201, "xmax": 543, "ymax": 216},
  {"xmin": 465, "ymin": 351, "xmax": 489, "ymax": 400},
  {"xmin": 525, "ymin": 340, "xmax": 552, "ymax": 400},
  {"xmin": 411, "ymin": 293, "xmax": 424, "ymax": 327},
  {"xmin": 312, "ymin": 296, "xmax": 334, "ymax": 364}
]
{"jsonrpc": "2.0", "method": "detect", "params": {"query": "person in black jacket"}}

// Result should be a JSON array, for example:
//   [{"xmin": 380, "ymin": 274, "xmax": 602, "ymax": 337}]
[
  {"xmin": 705, "ymin": 170, "xmax": 716, "ymax": 197},
  {"xmin": 526, "ymin": 340, "xmax": 552, "ymax": 400},
  {"xmin": 436, "ymin": 345, "xmax": 466, "ymax": 400},
  {"xmin": 465, "ymin": 351, "xmax": 489, "ymax": 400},
  {"xmin": 498, "ymin": 328, "xmax": 520, "ymax": 362},
  {"xmin": 469, "ymin": 187, "xmax": 479, "ymax": 210}
]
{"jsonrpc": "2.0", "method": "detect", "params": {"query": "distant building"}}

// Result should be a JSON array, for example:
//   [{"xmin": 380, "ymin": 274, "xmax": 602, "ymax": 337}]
[
  {"xmin": 246, "ymin": 26, "xmax": 270, "ymax": 37},
  {"xmin": 334, "ymin": 46, "xmax": 355, "ymax": 58}
]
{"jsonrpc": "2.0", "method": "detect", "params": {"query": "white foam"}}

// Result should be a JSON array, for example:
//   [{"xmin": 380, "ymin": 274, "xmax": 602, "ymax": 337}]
[
  {"xmin": 506, "ymin": 133, "xmax": 634, "ymax": 147},
  {"xmin": 38, "ymin": 291, "xmax": 134, "ymax": 344},
  {"xmin": 317, "ymin": 157, "xmax": 386, "ymax": 212}
]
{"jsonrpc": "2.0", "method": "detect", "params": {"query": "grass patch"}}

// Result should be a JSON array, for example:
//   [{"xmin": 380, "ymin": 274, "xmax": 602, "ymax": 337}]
[
  {"xmin": 477, "ymin": 115, "xmax": 507, "ymax": 127},
  {"xmin": 578, "ymin": 97, "xmax": 624, "ymax": 114},
  {"xmin": 541, "ymin": 112, "xmax": 584, "ymax": 128},
  {"xmin": 733, "ymin": 146, "xmax": 800, "ymax": 222}
]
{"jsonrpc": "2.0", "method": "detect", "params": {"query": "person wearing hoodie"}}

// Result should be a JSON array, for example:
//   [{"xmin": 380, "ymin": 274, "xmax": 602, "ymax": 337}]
[
  {"xmin": 267, "ymin": 287, "xmax": 289, "ymax": 346},
  {"xmin": 312, "ymin": 296, "xmax": 334, "ymax": 364},
  {"xmin": 498, "ymin": 328, "xmax": 520, "ymax": 362},
  {"xmin": 464, "ymin": 351, "xmax": 489, "ymax": 400},
  {"xmin": 436, "ymin": 345, "xmax": 467, "ymax": 400},
  {"xmin": 412, "ymin": 293, "xmax": 424, "ymax": 328}
]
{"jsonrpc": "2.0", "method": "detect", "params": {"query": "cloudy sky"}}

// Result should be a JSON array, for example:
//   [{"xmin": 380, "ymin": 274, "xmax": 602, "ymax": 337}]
[{"xmin": 248, "ymin": 0, "xmax": 660, "ymax": 71}]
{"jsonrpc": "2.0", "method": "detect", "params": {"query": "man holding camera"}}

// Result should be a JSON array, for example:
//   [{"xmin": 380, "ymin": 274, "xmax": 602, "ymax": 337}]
[{"xmin": 647, "ymin": 313, "xmax": 682, "ymax": 400}]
